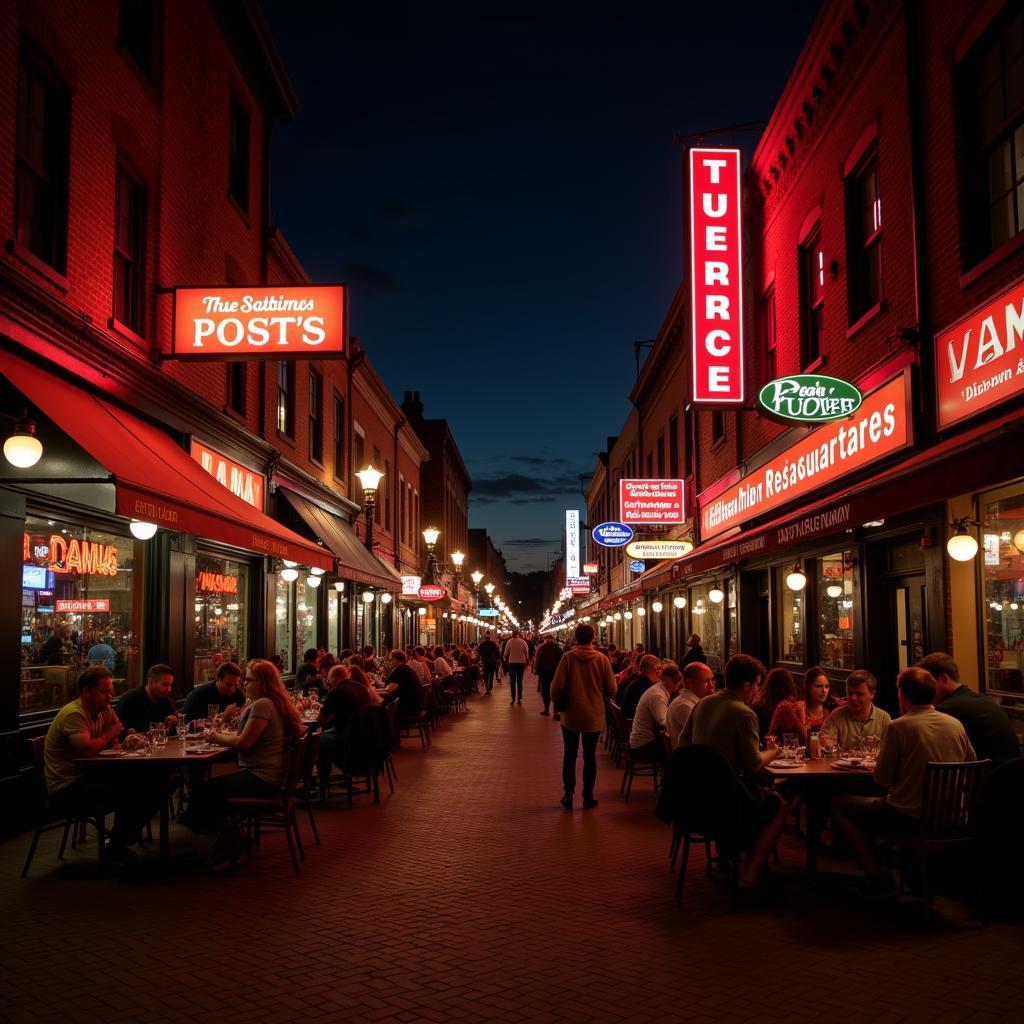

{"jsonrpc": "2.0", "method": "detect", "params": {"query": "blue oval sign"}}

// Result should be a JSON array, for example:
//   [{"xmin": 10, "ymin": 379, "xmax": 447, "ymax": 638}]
[
  {"xmin": 592, "ymin": 522, "xmax": 634, "ymax": 548},
  {"xmin": 629, "ymin": 559, "xmax": 646, "ymax": 574}
]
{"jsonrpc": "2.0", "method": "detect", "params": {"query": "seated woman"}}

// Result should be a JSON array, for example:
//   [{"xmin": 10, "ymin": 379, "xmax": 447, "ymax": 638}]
[
  {"xmin": 763, "ymin": 668, "xmax": 806, "ymax": 744},
  {"xmin": 802, "ymin": 666, "xmax": 839, "ymax": 736},
  {"xmin": 203, "ymin": 658, "xmax": 305, "ymax": 870},
  {"xmin": 752, "ymin": 667, "xmax": 795, "ymax": 741}
]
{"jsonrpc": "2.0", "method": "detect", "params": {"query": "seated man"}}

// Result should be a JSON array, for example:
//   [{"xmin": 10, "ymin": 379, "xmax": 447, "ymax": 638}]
[
  {"xmin": 667, "ymin": 662, "xmax": 716, "ymax": 749},
  {"xmin": 831, "ymin": 666, "xmax": 976, "ymax": 898},
  {"xmin": 182, "ymin": 662, "xmax": 245, "ymax": 721},
  {"xmin": 820, "ymin": 670, "xmax": 892, "ymax": 750},
  {"xmin": 680, "ymin": 653, "xmax": 790, "ymax": 900},
  {"xmin": 380, "ymin": 650, "xmax": 422, "ymax": 716},
  {"xmin": 629, "ymin": 663, "xmax": 682, "ymax": 760},
  {"xmin": 44, "ymin": 666, "xmax": 156, "ymax": 864},
  {"xmin": 116, "ymin": 663, "xmax": 177, "ymax": 735},
  {"xmin": 317, "ymin": 665, "xmax": 374, "ymax": 787},
  {"xmin": 919, "ymin": 652, "xmax": 1020, "ymax": 765},
  {"xmin": 617, "ymin": 654, "xmax": 662, "ymax": 719},
  {"xmin": 294, "ymin": 647, "xmax": 321, "ymax": 692}
]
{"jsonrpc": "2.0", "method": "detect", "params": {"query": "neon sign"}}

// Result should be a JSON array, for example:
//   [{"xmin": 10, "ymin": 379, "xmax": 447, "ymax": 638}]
[
  {"xmin": 196, "ymin": 571, "xmax": 240, "ymax": 594},
  {"xmin": 24, "ymin": 533, "xmax": 119, "ymax": 577}
]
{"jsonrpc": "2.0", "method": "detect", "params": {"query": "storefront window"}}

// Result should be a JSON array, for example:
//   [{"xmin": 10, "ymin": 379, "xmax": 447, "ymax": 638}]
[
  {"xmin": 727, "ymin": 581, "xmax": 738, "ymax": 659},
  {"xmin": 275, "ymin": 576, "xmax": 295, "ymax": 673},
  {"xmin": 777, "ymin": 567, "xmax": 804, "ymax": 664},
  {"xmin": 20, "ymin": 515, "xmax": 142, "ymax": 714},
  {"xmin": 982, "ymin": 486, "xmax": 1024, "ymax": 693},
  {"xmin": 327, "ymin": 589, "xmax": 340, "ymax": 654},
  {"xmin": 817, "ymin": 551, "xmax": 854, "ymax": 671},
  {"xmin": 193, "ymin": 554, "xmax": 249, "ymax": 685},
  {"xmin": 689, "ymin": 583, "xmax": 722, "ymax": 669},
  {"xmin": 295, "ymin": 577, "xmax": 319, "ymax": 662}
]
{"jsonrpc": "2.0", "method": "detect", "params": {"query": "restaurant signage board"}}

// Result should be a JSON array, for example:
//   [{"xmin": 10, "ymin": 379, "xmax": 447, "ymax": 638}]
[
  {"xmin": 566, "ymin": 576, "xmax": 589, "ymax": 587},
  {"xmin": 23, "ymin": 532, "xmax": 119, "ymax": 577},
  {"xmin": 190, "ymin": 440, "xmax": 265, "ymax": 509},
  {"xmin": 592, "ymin": 522, "xmax": 633, "ymax": 547},
  {"xmin": 934, "ymin": 275, "xmax": 1024, "ymax": 430},
  {"xmin": 689, "ymin": 147, "xmax": 744, "ymax": 404},
  {"xmin": 418, "ymin": 584, "xmax": 446, "ymax": 602},
  {"xmin": 401, "ymin": 575, "xmax": 422, "ymax": 596},
  {"xmin": 171, "ymin": 286, "xmax": 346, "ymax": 359},
  {"xmin": 625, "ymin": 539, "xmax": 694, "ymax": 560},
  {"xmin": 756, "ymin": 375, "xmax": 863, "ymax": 425},
  {"xmin": 565, "ymin": 510, "xmax": 580, "ymax": 581},
  {"xmin": 699, "ymin": 372, "xmax": 912, "ymax": 542},
  {"xmin": 619, "ymin": 479, "xmax": 685, "ymax": 525},
  {"xmin": 55, "ymin": 598, "xmax": 111, "ymax": 613},
  {"xmin": 571, "ymin": 582, "xmax": 591, "ymax": 595},
  {"xmin": 629, "ymin": 559, "xmax": 646, "ymax": 574},
  {"xmin": 582, "ymin": 562, "xmax": 599, "ymax": 574},
  {"xmin": 479, "ymin": 608, "xmax": 499, "ymax": 617}
]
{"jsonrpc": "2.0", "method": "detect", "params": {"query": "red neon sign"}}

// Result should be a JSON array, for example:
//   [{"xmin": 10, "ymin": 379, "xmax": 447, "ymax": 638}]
[
  {"xmin": 196, "ymin": 571, "xmax": 240, "ymax": 594},
  {"xmin": 24, "ymin": 533, "xmax": 119, "ymax": 577},
  {"xmin": 171, "ymin": 286, "xmax": 345, "ymax": 359},
  {"xmin": 934, "ymin": 274, "xmax": 1024, "ymax": 430},
  {"xmin": 190, "ymin": 441, "xmax": 265, "ymax": 509},
  {"xmin": 418, "ymin": 584, "xmax": 446, "ymax": 602},
  {"xmin": 689, "ymin": 147, "xmax": 744, "ymax": 404},
  {"xmin": 699, "ymin": 373, "xmax": 912, "ymax": 541},
  {"xmin": 582, "ymin": 562, "xmax": 599, "ymax": 574},
  {"xmin": 619, "ymin": 479, "xmax": 686, "ymax": 526},
  {"xmin": 55, "ymin": 599, "xmax": 111, "ymax": 613}
]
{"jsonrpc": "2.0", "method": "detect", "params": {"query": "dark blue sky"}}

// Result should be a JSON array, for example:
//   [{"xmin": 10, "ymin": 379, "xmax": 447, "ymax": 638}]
[{"xmin": 263, "ymin": 1, "xmax": 822, "ymax": 571}]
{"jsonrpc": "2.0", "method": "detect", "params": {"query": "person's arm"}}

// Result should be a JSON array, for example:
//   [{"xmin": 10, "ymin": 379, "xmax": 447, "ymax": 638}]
[
  {"xmin": 212, "ymin": 712, "xmax": 269, "ymax": 751},
  {"xmin": 872, "ymin": 725, "xmax": 899, "ymax": 787},
  {"xmin": 66, "ymin": 710, "xmax": 123, "ymax": 757},
  {"xmin": 550, "ymin": 656, "xmax": 568, "ymax": 702},
  {"xmin": 654, "ymin": 689, "xmax": 669, "ymax": 728},
  {"xmin": 679, "ymin": 710, "xmax": 695, "ymax": 747}
]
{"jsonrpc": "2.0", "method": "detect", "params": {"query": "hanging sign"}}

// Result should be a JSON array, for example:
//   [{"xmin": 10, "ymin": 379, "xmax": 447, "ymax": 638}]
[
  {"xmin": 401, "ymin": 575, "xmax": 422, "ymax": 596},
  {"xmin": 689, "ymin": 147, "xmax": 744, "ymax": 404},
  {"xmin": 619, "ymin": 479, "xmax": 685, "ymax": 525},
  {"xmin": 479, "ymin": 608, "xmax": 499, "ymax": 617},
  {"xmin": 934, "ymin": 274, "xmax": 1024, "ymax": 430},
  {"xmin": 629, "ymin": 560, "xmax": 647, "ymax": 574},
  {"xmin": 582, "ymin": 562, "xmax": 599, "ymax": 574},
  {"xmin": 565, "ymin": 510, "xmax": 580, "ymax": 581},
  {"xmin": 171, "ymin": 285, "xmax": 346, "ymax": 359},
  {"xmin": 190, "ymin": 441, "xmax": 265, "ymax": 509},
  {"xmin": 418, "ymin": 584, "xmax": 446, "ymax": 601},
  {"xmin": 26, "ymin": 533, "xmax": 119, "ymax": 577},
  {"xmin": 625, "ymin": 539, "xmax": 694, "ymax": 560},
  {"xmin": 55, "ymin": 599, "xmax": 111, "ymax": 613},
  {"xmin": 756, "ymin": 375, "xmax": 863, "ymax": 425},
  {"xmin": 592, "ymin": 522, "xmax": 633, "ymax": 547}
]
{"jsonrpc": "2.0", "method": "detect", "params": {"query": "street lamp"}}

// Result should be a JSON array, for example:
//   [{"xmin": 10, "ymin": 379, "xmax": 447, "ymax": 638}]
[
  {"xmin": 450, "ymin": 550, "xmax": 465, "ymax": 589},
  {"xmin": 422, "ymin": 526, "xmax": 440, "ymax": 583},
  {"xmin": 355, "ymin": 465, "xmax": 384, "ymax": 552}
]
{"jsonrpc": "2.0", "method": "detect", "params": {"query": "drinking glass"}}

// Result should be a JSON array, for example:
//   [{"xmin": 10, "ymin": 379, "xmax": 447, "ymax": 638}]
[
  {"xmin": 149, "ymin": 723, "xmax": 166, "ymax": 748},
  {"xmin": 782, "ymin": 733, "xmax": 798, "ymax": 760},
  {"xmin": 208, "ymin": 704, "xmax": 220, "ymax": 722},
  {"xmin": 820, "ymin": 735, "xmax": 836, "ymax": 758}
]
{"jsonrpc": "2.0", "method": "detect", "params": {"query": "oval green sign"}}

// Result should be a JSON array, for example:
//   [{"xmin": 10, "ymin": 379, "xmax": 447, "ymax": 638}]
[{"xmin": 756, "ymin": 374, "xmax": 863, "ymax": 424}]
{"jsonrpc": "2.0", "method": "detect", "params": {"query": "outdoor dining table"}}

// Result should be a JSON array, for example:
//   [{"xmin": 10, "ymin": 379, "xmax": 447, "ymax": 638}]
[
  {"xmin": 764, "ymin": 757, "xmax": 874, "ymax": 875},
  {"xmin": 75, "ymin": 742, "xmax": 233, "ymax": 860}
]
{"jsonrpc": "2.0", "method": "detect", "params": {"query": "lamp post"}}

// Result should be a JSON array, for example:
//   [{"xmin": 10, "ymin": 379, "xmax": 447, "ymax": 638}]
[
  {"xmin": 355, "ymin": 465, "xmax": 384, "ymax": 552},
  {"xmin": 449, "ymin": 550, "xmax": 465, "ymax": 642},
  {"xmin": 422, "ymin": 526, "xmax": 440, "ymax": 583}
]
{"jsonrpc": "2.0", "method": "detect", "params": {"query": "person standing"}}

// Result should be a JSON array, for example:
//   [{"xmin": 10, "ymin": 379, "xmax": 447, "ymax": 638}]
[
  {"xmin": 503, "ymin": 630, "xmax": 530, "ymax": 706},
  {"xmin": 678, "ymin": 634, "xmax": 706, "ymax": 670},
  {"xmin": 477, "ymin": 633, "xmax": 500, "ymax": 695},
  {"xmin": 533, "ymin": 635, "xmax": 564, "ymax": 717},
  {"xmin": 550, "ymin": 623, "xmax": 617, "ymax": 809}
]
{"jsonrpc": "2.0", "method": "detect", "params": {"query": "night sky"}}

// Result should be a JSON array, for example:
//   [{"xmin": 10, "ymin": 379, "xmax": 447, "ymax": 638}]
[{"xmin": 262, "ymin": 0, "xmax": 823, "ymax": 572}]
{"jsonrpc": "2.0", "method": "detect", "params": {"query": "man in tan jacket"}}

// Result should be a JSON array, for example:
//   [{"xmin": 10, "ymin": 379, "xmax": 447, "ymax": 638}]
[{"xmin": 550, "ymin": 623, "xmax": 617, "ymax": 810}]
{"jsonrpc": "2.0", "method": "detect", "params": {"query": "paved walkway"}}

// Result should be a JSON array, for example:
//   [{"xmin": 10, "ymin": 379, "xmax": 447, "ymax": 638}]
[{"xmin": 2, "ymin": 673, "xmax": 1023, "ymax": 1024}]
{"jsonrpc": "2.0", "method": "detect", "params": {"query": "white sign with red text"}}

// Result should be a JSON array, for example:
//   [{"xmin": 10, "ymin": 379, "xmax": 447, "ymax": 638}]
[
  {"xmin": 565, "ymin": 510, "xmax": 580, "ymax": 581},
  {"xmin": 689, "ymin": 147, "xmax": 744, "ymax": 404},
  {"xmin": 619, "ymin": 479, "xmax": 686, "ymax": 526}
]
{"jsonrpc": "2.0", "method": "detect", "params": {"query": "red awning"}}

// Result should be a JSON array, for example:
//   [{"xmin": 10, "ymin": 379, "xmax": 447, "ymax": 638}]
[
  {"xmin": 2, "ymin": 350, "xmax": 333, "ymax": 571},
  {"xmin": 279, "ymin": 488, "xmax": 401, "ymax": 591}
]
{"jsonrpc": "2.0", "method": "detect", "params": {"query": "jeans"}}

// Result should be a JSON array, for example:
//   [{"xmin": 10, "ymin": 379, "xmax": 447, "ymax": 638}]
[
  {"xmin": 538, "ymin": 672, "xmax": 555, "ymax": 711},
  {"xmin": 561, "ymin": 727, "xmax": 600, "ymax": 799},
  {"xmin": 483, "ymin": 664, "xmax": 497, "ymax": 692},
  {"xmin": 508, "ymin": 663, "xmax": 525, "ymax": 701}
]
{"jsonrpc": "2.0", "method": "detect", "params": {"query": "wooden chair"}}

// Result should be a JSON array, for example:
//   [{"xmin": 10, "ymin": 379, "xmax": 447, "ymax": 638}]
[
  {"xmin": 884, "ymin": 759, "xmax": 992, "ymax": 922},
  {"xmin": 295, "ymin": 728, "xmax": 321, "ymax": 845},
  {"xmin": 227, "ymin": 733, "xmax": 308, "ymax": 876},
  {"xmin": 397, "ymin": 684, "xmax": 432, "ymax": 749},
  {"xmin": 609, "ymin": 701, "xmax": 661, "ymax": 802}
]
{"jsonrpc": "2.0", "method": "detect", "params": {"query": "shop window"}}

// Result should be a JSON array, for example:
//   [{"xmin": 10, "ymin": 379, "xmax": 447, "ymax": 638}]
[
  {"xmin": 327, "ymin": 589, "xmax": 340, "ymax": 655},
  {"xmin": 845, "ymin": 149, "xmax": 882, "ymax": 323},
  {"xmin": 981, "ymin": 486, "xmax": 1024, "ymax": 693},
  {"xmin": 20, "ymin": 516, "xmax": 141, "ymax": 715},
  {"xmin": 817, "ymin": 551, "xmax": 854, "ymax": 672},
  {"xmin": 384, "ymin": 458, "xmax": 392, "ymax": 531},
  {"xmin": 309, "ymin": 368, "xmax": 323, "ymax": 463},
  {"xmin": 15, "ymin": 42, "xmax": 70, "ymax": 273},
  {"xmin": 118, "ymin": 0, "xmax": 158, "ymax": 81},
  {"xmin": 113, "ymin": 163, "xmax": 147, "ymax": 335},
  {"xmin": 274, "ymin": 575, "xmax": 295, "ymax": 673},
  {"xmin": 689, "ymin": 582, "xmax": 722, "ymax": 670},
  {"xmin": 333, "ymin": 393, "xmax": 345, "ymax": 479},
  {"xmin": 961, "ymin": 6, "xmax": 1024, "ymax": 261},
  {"xmin": 776, "ymin": 566, "xmax": 805, "ymax": 664},
  {"xmin": 193, "ymin": 554, "xmax": 249, "ymax": 685},
  {"xmin": 228, "ymin": 91, "xmax": 249, "ymax": 213},
  {"xmin": 226, "ymin": 361, "xmax": 247, "ymax": 416},
  {"xmin": 277, "ymin": 360, "xmax": 295, "ymax": 437},
  {"xmin": 761, "ymin": 285, "xmax": 777, "ymax": 380},
  {"xmin": 668, "ymin": 413, "xmax": 679, "ymax": 478},
  {"xmin": 799, "ymin": 223, "xmax": 824, "ymax": 368},
  {"xmin": 295, "ymin": 576, "xmax": 319, "ymax": 661}
]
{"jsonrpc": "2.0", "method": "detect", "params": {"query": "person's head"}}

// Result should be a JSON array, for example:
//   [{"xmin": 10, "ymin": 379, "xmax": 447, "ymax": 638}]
[
  {"xmin": 638, "ymin": 654, "xmax": 662, "ymax": 681},
  {"xmin": 348, "ymin": 654, "xmax": 365, "ymax": 670},
  {"xmin": 243, "ymin": 659, "xmax": 304, "ymax": 739},
  {"xmin": 102, "ymin": 635, "xmax": 114, "ymax": 645},
  {"xmin": 897, "ymin": 666, "xmax": 937, "ymax": 710},
  {"xmin": 215, "ymin": 661, "xmax": 242, "ymax": 697},
  {"xmin": 724, "ymin": 654, "xmax": 766, "ymax": 703},
  {"xmin": 759, "ymin": 667, "xmax": 796, "ymax": 707},
  {"xmin": 512, "ymin": 629, "xmax": 520, "ymax": 637},
  {"xmin": 635, "ymin": 643, "xmax": 645, "ymax": 654},
  {"xmin": 682, "ymin": 661, "xmax": 716, "ymax": 698},
  {"xmin": 917, "ymin": 652, "xmax": 960, "ymax": 701},
  {"xmin": 145, "ymin": 663, "xmax": 174, "ymax": 700},
  {"xmin": 687, "ymin": 633, "xmax": 701, "ymax": 647},
  {"xmin": 844, "ymin": 669, "xmax": 877, "ymax": 718},
  {"xmin": 326, "ymin": 664, "xmax": 351, "ymax": 688},
  {"xmin": 434, "ymin": 646, "xmax": 444, "ymax": 658},
  {"xmin": 414, "ymin": 646, "xmax": 427, "ymax": 658},
  {"xmin": 362, "ymin": 645, "xmax": 375, "ymax": 659},
  {"xmin": 302, "ymin": 647, "xmax": 318, "ymax": 665},
  {"xmin": 660, "ymin": 663, "xmax": 683, "ymax": 694},
  {"xmin": 391, "ymin": 650, "xmax": 407, "ymax": 665},
  {"xmin": 574, "ymin": 623, "xmax": 595, "ymax": 646},
  {"xmin": 803, "ymin": 666, "xmax": 830, "ymax": 708},
  {"xmin": 267, "ymin": 653, "xmax": 286, "ymax": 671},
  {"xmin": 317, "ymin": 653, "xmax": 338, "ymax": 675},
  {"xmin": 77, "ymin": 666, "xmax": 115, "ymax": 713}
]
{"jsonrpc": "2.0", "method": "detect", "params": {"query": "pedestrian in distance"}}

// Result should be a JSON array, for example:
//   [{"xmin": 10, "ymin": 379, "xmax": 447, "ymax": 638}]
[
  {"xmin": 503, "ymin": 629, "xmax": 530, "ymax": 705},
  {"xmin": 678, "ymin": 634, "xmax": 706, "ymax": 670},
  {"xmin": 477, "ymin": 633, "xmax": 501, "ymax": 695},
  {"xmin": 533, "ymin": 635, "xmax": 564, "ymax": 716},
  {"xmin": 550, "ymin": 623, "xmax": 617, "ymax": 810}
]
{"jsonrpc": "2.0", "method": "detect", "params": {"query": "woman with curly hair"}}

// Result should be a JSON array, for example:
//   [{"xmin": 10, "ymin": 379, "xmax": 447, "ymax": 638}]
[{"xmin": 753, "ymin": 667, "xmax": 798, "ymax": 741}]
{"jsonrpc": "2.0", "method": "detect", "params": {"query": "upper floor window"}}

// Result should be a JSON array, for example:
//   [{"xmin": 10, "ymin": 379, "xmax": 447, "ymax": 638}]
[
  {"xmin": 760, "ymin": 285, "xmax": 777, "ymax": 380},
  {"xmin": 119, "ymin": 0, "xmax": 157, "ymax": 81},
  {"xmin": 227, "ymin": 362, "xmax": 246, "ymax": 417},
  {"xmin": 15, "ymin": 43, "xmax": 69, "ymax": 273},
  {"xmin": 353, "ymin": 431, "xmax": 365, "ymax": 490},
  {"xmin": 668, "ymin": 413, "xmax": 679, "ymax": 478},
  {"xmin": 228, "ymin": 92, "xmax": 250, "ymax": 213},
  {"xmin": 308, "ymin": 369, "xmax": 323, "ymax": 463},
  {"xmin": 276, "ymin": 361, "xmax": 295, "ymax": 437},
  {"xmin": 799, "ymin": 223, "xmax": 824, "ymax": 368},
  {"xmin": 113, "ymin": 164, "xmax": 147, "ymax": 335},
  {"xmin": 846, "ymin": 149, "xmax": 882, "ymax": 322},
  {"xmin": 711, "ymin": 410, "xmax": 725, "ymax": 445},
  {"xmin": 656, "ymin": 433, "xmax": 665, "ymax": 478},
  {"xmin": 333, "ymin": 393, "xmax": 345, "ymax": 479},
  {"xmin": 384, "ymin": 459, "xmax": 392, "ymax": 531}
]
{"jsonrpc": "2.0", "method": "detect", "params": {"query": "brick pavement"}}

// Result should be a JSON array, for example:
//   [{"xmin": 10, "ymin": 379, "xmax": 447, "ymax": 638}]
[{"xmin": 2, "ymin": 672, "xmax": 1023, "ymax": 1024}]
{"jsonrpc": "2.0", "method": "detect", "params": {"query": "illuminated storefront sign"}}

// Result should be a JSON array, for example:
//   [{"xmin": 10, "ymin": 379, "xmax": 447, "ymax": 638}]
[
  {"xmin": 689, "ymin": 147, "xmax": 744, "ymax": 404},
  {"xmin": 171, "ymin": 286, "xmax": 346, "ymax": 358},
  {"xmin": 592, "ymin": 522, "xmax": 633, "ymax": 547},
  {"xmin": 624, "ymin": 539, "xmax": 694, "ymax": 560},
  {"xmin": 565, "ymin": 510, "xmax": 580, "ymax": 580},
  {"xmin": 24, "ymin": 532, "xmax": 119, "ymax": 576},
  {"xmin": 419, "ymin": 584, "xmax": 446, "ymax": 601},
  {"xmin": 935, "ymin": 275, "xmax": 1024, "ymax": 430},
  {"xmin": 190, "ymin": 441, "xmax": 265, "ymax": 509},
  {"xmin": 619, "ymin": 479, "xmax": 685, "ymax": 526},
  {"xmin": 756, "ymin": 375, "xmax": 863, "ymax": 425},
  {"xmin": 196, "ymin": 571, "xmax": 240, "ymax": 594},
  {"xmin": 55, "ymin": 599, "xmax": 111, "ymax": 613},
  {"xmin": 582, "ymin": 562, "xmax": 599, "ymax": 574},
  {"xmin": 699, "ymin": 372, "xmax": 912, "ymax": 542},
  {"xmin": 401, "ymin": 575, "xmax": 422, "ymax": 596}
]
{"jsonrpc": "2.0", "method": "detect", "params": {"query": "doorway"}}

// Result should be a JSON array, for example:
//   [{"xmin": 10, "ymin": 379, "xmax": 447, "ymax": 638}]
[{"xmin": 875, "ymin": 572, "xmax": 927, "ymax": 714}]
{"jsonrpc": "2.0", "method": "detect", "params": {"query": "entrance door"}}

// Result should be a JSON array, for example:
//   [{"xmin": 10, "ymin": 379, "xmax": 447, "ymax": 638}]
[{"xmin": 878, "ymin": 573, "xmax": 927, "ymax": 712}]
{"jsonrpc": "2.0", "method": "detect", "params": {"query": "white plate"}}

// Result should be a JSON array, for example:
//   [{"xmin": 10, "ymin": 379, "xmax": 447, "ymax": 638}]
[
  {"xmin": 771, "ymin": 759, "xmax": 803, "ymax": 768},
  {"xmin": 99, "ymin": 748, "xmax": 124, "ymax": 757},
  {"xmin": 833, "ymin": 758, "xmax": 865, "ymax": 768}
]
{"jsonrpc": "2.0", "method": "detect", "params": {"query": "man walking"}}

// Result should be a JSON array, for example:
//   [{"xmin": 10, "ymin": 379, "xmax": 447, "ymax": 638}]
[
  {"xmin": 503, "ymin": 629, "xmax": 530, "ymax": 706},
  {"xmin": 477, "ymin": 633, "xmax": 500, "ymax": 695},
  {"xmin": 533, "ymin": 635, "xmax": 564, "ymax": 717}
]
